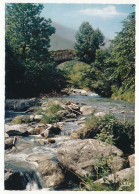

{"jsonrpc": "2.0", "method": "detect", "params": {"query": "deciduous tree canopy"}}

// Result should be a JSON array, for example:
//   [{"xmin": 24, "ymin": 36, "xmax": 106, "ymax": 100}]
[
  {"xmin": 5, "ymin": 3, "xmax": 66, "ymax": 98},
  {"xmin": 74, "ymin": 22, "xmax": 104, "ymax": 64},
  {"xmin": 6, "ymin": 3, "xmax": 55, "ymax": 63}
]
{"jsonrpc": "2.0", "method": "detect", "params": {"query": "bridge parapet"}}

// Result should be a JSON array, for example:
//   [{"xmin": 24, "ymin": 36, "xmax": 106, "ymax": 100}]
[{"xmin": 50, "ymin": 49, "xmax": 75, "ymax": 64}]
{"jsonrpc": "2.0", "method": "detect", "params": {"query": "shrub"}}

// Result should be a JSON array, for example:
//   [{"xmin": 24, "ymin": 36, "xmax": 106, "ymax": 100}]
[
  {"xmin": 81, "ymin": 173, "xmax": 119, "ymax": 191},
  {"xmin": 81, "ymin": 178, "xmax": 134, "ymax": 191},
  {"xmin": 12, "ymin": 115, "xmax": 31, "ymax": 124},
  {"xmin": 84, "ymin": 114, "xmax": 134, "ymax": 154},
  {"xmin": 58, "ymin": 60, "xmax": 91, "ymax": 89},
  {"xmin": 12, "ymin": 115, "xmax": 23, "ymax": 124}
]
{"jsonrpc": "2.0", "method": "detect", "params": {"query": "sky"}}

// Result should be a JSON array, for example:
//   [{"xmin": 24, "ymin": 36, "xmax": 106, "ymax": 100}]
[{"xmin": 41, "ymin": 4, "xmax": 135, "ymax": 40}]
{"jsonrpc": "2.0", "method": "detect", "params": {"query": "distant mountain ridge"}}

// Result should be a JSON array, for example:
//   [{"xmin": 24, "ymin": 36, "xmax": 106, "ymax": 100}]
[
  {"xmin": 50, "ymin": 22, "xmax": 110, "ymax": 51},
  {"xmin": 50, "ymin": 22, "xmax": 76, "ymax": 51}
]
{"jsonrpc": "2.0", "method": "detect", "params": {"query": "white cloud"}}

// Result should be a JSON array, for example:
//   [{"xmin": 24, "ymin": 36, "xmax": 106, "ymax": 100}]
[{"xmin": 79, "ymin": 6, "xmax": 126, "ymax": 18}]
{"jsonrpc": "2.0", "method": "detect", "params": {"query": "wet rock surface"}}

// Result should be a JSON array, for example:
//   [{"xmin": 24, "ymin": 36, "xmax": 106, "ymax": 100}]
[
  {"xmin": 5, "ymin": 161, "xmax": 43, "ymax": 190},
  {"xmin": 5, "ymin": 137, "xmax": 16, "ymax": 150},
  {"xmin": 38, "ymin": 160, "xmax": 65, "ymax": 188},
  {"xmin": 94, "ymin": 166, "xmax": 134, "ymax": 184},
  {"xmin": 57, "ymin": 139, "xmax": 125, "ymax": 179},
  {"xmin": 5, "ymin": 98, "xmax": 40, "ymax": 112},
  {"xmin": 80, "ymin": 105, "xmax": 94, "ymax": 115},
  {"xmin": 128, "ymin": 154, "xmax": 135, "ymax": 167},
  {"xmin": 4, "ymin": 93, "xmax": 135, "ymax": 191},
  {"xmin": 5, "ymin": 124, "xmax": 29, "ymax": 136}
]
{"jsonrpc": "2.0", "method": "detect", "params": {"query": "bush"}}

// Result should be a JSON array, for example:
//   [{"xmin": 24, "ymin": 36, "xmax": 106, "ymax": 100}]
[
  {"xmin": 12, "ymin": 116, "xmax": 23, "ymax": 124},
  {"xmin": 12, "ymin": 115, "xmax": 31, "ymax": 124},
  {"xmin": 81, "ymin": 174, "xmax": 119, "ymax": 191},
  {"xmin": 84, "ymin": 114, "xmax": 134, "ymax": 154},
  {"xmin": 6, "ymin": 59, "xmax": 67, "ymax": 98},
  {"xmin": 111, "ymin": 86, "xmax": 135, "ymax": 102},
  {"xmin": 58, "ymin": 60, "xmax": 91, "ymax": 89},
  {"xmin": 81, "ymin": 178, "xmax": 134, "ymax": 191}
]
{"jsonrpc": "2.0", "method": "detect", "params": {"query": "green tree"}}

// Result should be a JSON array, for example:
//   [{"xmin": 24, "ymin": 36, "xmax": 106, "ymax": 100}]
[
  {"xmin": 87, "ymin": 12, "xmax": 135, "ymax": 101},
  {"xmin": 110, "ymin": 12, "xmax": 135, "ymax": 93},
  {"xmin": 5, "ymin": 3, "xmax": 66, "ymax": 98},
  {"xmin": 89, "ymin": 49, "xmax": 113, "ymax": 97},
  {"xmin": 74, "ymin": 22, "xmax": 104, "ymax": 64},
  {"xmin": 6, "ymin": 3, "xmax": 55, "ymax": 63}
]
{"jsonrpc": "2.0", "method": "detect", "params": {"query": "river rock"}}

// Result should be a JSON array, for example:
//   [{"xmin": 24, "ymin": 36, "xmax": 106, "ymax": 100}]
[
  {"xmin": 37, "ymin": 139, "xmax": 47, "ymax": 145},
  {"xmin": 66, "ymin": 113, "xmax": 77, "ymax": 118},
  {"xmin": 128, "ymin": 154, "xmax": 135, "ymax": 167},
  {"xmin": 94, "ymin": 166, "xmax": 134, "ymax": 184},
  {"xmin": 57, "ymin": 139, "xmax": 125, "ymax": 179},
  {"xmin": 41, "ymin": 124, "xmax": 61, "ymax": 139},
  {"xmin": 5, "ymin": 124, "xmax": 29, "ymax": 136},
  {"xmin": 35, "ymin": 125, "xmax": 46, "ymax": 135},
  {"xmin": 34, "ymin": 115, "xmax": 43, "ymax": 121},
  {"xmin": 5, "ymin": 98, "xmax": 40, "ymax": 111},
  {"xmin": 28, "ymin": 128, "xmax": 37, "ymax": 135},
  {"xmin": 67, "ymin": 102, "xmax": 80, "ymax": 111},
  {"xmin": 57, "ymin": 110, "xmax": 70, "ymax": 117},
  {"xmin": 5, "ymin": 133, "xmax": 9, "ymax": 138},
  {"xmin": 70, "ymin": 132, "xmax": 80, "ymax": 139},
  {"xmin": 71, "ymin": 127, "xmax": 84, "ymax": 139},
  {"xmin": 48, "ymin": 138, "xmax": 56, "ymax": 144},
  {"xmin": 41, "ymin": 102, "xmax": 48, "ymax": 107},
  {"xmin": 29, "ymin": 115, "xmax": 34, "ymax": 122},
  {"xmin": 94, "ymin": 112, "xmax": 107, "ymax": 117},
  {"xmin": 38, "ymin": 160, "xmax": 65, "ymax": 188},
  {"xmin": 5, "ymin": 137, "xmax": 16, "ymax": 150},
  {"xmin": 27, "ymin": 153, "xmax": 55, "ymax": 163},
  {"xmin": 80, "ymin": 106, "xmax": 94, "ymax": 116}
]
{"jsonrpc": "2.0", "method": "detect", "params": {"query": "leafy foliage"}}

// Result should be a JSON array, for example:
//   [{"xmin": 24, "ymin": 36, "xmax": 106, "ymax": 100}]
[
  {"xmin": 5, "ymin": 3, "xmax": 66, "ymax": 98},
  {"xmin": 84, "ymin": 114, "xmax": 134, "ymax": 154},
  {"xmin": 88, "ymin": 12, "xmax": 135, "ymax": 100},
  {"xmin": 71, "ymin": 12, "xmax": 135, "ymax": 101},
  {"xmin": 58, "ymin": 60, "xmax": 91, "ymax": 89},
  {"xmin": 6, "ymin": 3, "xmax": 55, "ymax": 63},
  {"xmin": 74, "ymin": 22, "xmax": 104, "ymax": 64},
  {"xmin": 82, "ymin": 181, "xmax": 119, "ymax": 191}
]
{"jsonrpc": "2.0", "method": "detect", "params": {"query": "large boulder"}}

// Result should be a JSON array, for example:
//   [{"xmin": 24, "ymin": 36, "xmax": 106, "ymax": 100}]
[
  {"xmin": 27, "ymin": 153, "xmax": 55, "ymax": 163},
  {"xmin": 94, "ymin": 166, "xmax": 134, "ymax": 184},
  {"xmin": 38, "ymin": 160, "xmax": 65, "ymax": 188},
  {"xmin": 80, "ymin": 106, "xmax": 94, "ymax": 116},
  {"xmin": 57, "ymin": 139, "xmax": 125, "ymax": 179},
  {"xmin": 128, "ymin": 154, "xmax": 135, "ymax": 167},
  {"xmin": 5, "ymin": 124, "xmax": 29, "ymax": 136}
]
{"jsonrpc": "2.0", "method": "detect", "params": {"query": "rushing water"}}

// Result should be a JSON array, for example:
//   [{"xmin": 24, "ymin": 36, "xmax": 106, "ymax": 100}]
[
  {"xmin": 49, "ymin": 94, "xmax": 135, "ymax": 121},
  {"xmin": 5, "ymin": 94, "xmax": 135, "ymax": 190}
]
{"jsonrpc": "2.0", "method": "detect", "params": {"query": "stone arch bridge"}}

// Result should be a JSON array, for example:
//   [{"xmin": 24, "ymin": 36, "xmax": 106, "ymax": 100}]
[{"xmin": 50, "ymin": 49, "xmax": 75, "ymax": 64}]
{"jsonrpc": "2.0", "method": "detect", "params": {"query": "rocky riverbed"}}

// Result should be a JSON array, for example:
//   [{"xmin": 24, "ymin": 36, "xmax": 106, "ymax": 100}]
[{"xmin": 4, "ymin": 90, "xmax": 135, "ymax": 191}]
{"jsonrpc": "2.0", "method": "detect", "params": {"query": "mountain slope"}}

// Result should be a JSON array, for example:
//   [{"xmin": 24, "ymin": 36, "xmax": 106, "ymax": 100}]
[
  {"xmin": 50, "ymin": 22, "xmax": 76, "ymax": 50},
  {"xmin": 50, "ymin": 34, "xmax": 75, "ymax": 51}
]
